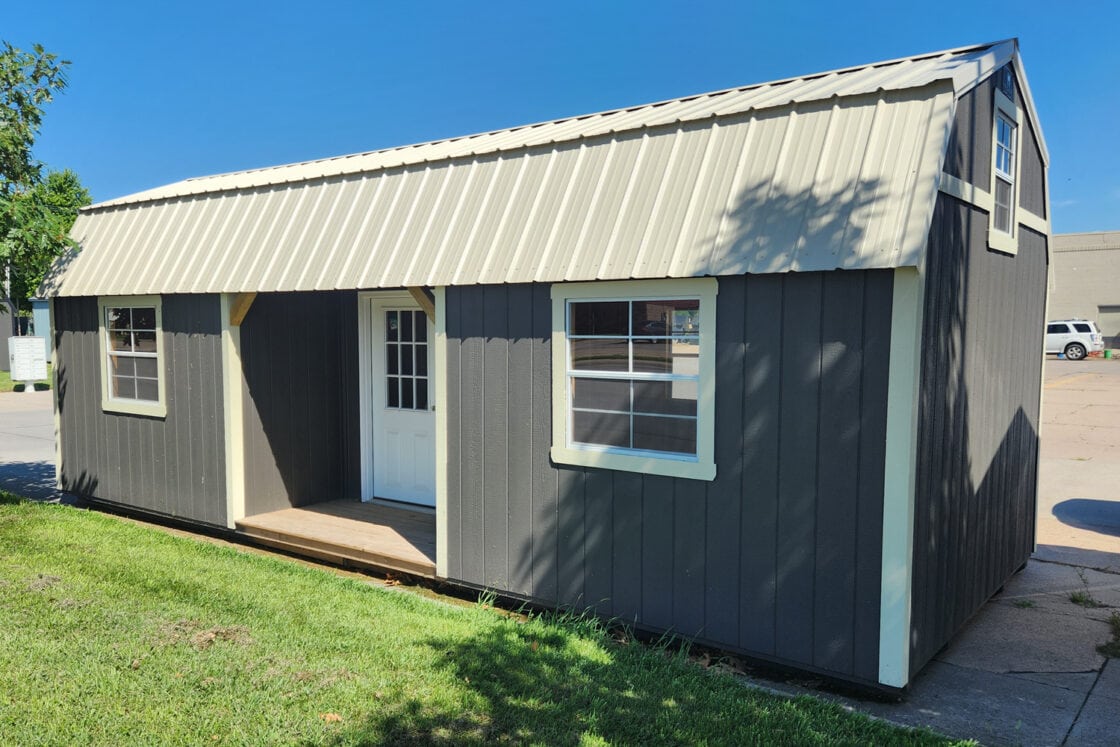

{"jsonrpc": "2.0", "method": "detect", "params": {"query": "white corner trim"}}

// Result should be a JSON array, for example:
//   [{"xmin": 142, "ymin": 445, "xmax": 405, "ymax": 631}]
[
  {"xmin": 878, "ymin": 267, "xmax": 924, "ymax": 688},
  {"xmin": 49, "ymin": 298, "xmax": 61, "ymax": 489},
  {"xmin": 937, "ymin": 173, "xmax": 994, "ymax": 212},
  {"xmin": 1018, "ymin": 208, "xmax": 1049, "ymax": 236},
  {"xmin": 219, "ymin": 294, "xmax": 247, "ymax": 528},
  {"xmin": 549, "ymin": 277, "xmax": 718, "ymax": 481},
  {"xmin": 434, "ymin": 286, "xmax": 449, "ymax": 578}
]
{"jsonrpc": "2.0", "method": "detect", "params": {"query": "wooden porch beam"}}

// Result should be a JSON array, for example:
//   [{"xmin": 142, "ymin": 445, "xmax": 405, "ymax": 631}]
[
  {"xmin": 229, "ymin": 292, "xmax": 257, "ymax": 327},
  {"xmin": 408, "ymin": 286, "xmax": 436, "ymax": 322}
]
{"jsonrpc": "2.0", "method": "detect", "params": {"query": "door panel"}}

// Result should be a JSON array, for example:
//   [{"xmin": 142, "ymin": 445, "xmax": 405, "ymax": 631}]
[{"xmin": 372, "ymin": 302, "xmax": 436, "ymax": 506}]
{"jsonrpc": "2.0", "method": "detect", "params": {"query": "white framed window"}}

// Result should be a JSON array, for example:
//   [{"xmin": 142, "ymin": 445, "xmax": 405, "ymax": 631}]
[
  {"xmin": 987, "ymin": 76, "xmax": 1022, "ymax": 255},
  {"xmin": 993, "ymin": 113, "xmax": 1016, "ymax": 234},
  {"xmin": 550, "ymin": 278, "xmax": 717, "ymax": 481},
  {"xmin": 98, "ymin": 295, "xmax": 167, "ymax": 417}
]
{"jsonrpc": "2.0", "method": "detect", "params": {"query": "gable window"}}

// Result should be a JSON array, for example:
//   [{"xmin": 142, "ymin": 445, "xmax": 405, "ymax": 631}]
[
  {"xmin": 551, "ymin": 278, "xmax": 716, "ymax": 481},
  {"xmin": 993, "ymin": 113, "xmax": 1016, "ymax": 234},
  {"xmin": 987, "ymin": 71, "xmax": 1023, "ymax": 255},
  {"xmin": 98, "ymin": 296, "xmax": 166, "ymax": 417}
]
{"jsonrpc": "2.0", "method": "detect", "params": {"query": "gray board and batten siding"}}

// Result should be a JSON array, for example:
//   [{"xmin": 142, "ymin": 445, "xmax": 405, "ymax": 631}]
[
  {"xmin": 943, "ymin": 70, "xmax": 1046, "ymax": 218},
  {"xmin": 238, "ymin": 291, "xmax": 362, "ymax": 516},
  {"xmin": 444, "ymin": 271, "xmax": 894, "ymax": 685},
  {"xmin": 908, "ymin": 67, "xmax": 1048, "ymax": 673},
  {"xmin": 909, "ymin": 204, "xmax": 1048, "ymax": 672},
  {"xmin": 54, "ymin": 294, "xmax": 227, "ymax": 527}
]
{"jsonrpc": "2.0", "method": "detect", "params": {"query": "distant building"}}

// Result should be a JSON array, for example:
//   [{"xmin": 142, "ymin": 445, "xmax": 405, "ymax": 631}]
[{"xmin": 1051, "ymin": 231, "xmax": 1120, "ymax": 347}]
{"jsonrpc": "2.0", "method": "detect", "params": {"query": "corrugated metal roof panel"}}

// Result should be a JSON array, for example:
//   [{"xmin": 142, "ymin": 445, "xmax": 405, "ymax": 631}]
[{"xmin": 46, "ymin": 41, "xmax": 1020, "ymax": 297}]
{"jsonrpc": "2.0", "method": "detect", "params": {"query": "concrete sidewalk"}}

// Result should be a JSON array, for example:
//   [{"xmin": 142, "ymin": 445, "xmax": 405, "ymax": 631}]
[{"xmin": 0, "ymin": 389, "xmax": 58, "ymax": 501}]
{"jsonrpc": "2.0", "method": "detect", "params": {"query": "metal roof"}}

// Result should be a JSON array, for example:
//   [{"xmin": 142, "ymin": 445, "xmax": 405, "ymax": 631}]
[{"xmin": 45, "ymin": 39, "xmax": 1032, "ymax": 297}]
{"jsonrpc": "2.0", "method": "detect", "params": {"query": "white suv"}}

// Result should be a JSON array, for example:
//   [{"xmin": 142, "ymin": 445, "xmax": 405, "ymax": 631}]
[{"xmin": 1045, "ymin": 319, "xmax": 1105, "ymax": 360}]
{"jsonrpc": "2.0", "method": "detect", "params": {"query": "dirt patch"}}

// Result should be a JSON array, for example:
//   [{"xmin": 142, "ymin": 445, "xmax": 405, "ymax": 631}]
[
  {"xmin": 26, "ymin": 574, "xmax": 62, "ymax": 592},
  {"xmin": 159, "ymin": 619, "xmax": 253, "ymax": 650}
]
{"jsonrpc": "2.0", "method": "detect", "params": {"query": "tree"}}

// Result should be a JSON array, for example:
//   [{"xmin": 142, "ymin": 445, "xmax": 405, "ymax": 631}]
[
  {"xmin": 0, "ymin": 41, "xmax": 71, "ymax": 332},
  {"xmin": 3, "ymin": 169, "xmax": 91, "ymax": 309}
]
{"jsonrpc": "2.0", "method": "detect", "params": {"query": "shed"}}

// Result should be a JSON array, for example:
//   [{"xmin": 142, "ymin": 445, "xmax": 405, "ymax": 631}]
[{"xmin": 41, "ymin": 39, "xmax": 1050, "ymax": 691}]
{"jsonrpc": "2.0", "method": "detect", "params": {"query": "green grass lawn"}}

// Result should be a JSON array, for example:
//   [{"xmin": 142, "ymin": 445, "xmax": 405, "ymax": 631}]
[
  {"xmin": 0, "ymin": 494, "xmax": 968, "ymax": 746},
  {"xmin": 0, "ymin": 364, "xmax": 51, "ymax": 392}
]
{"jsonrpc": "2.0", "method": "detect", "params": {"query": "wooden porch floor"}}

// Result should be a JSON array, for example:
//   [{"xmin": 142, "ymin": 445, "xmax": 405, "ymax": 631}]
[{"xmin": 235, "ymin": 500, "xmax": 436, "ymax": 577}]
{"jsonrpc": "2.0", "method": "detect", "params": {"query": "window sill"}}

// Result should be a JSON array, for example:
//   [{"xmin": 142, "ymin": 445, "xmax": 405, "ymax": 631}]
[
  {"xmin": 550, "ymin": 445, "xmax": 716, "ymax": 481},
  {"xmin": 987, "ymin": 228, "xmax": 1018, "ymax": 256},
  {"xmin": 101, "ymin": 398, "xmax": 167, "ymax": 418}
]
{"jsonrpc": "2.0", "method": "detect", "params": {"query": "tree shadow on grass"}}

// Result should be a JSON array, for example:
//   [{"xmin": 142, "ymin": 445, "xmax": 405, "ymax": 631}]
[{"xmin": 330, "ymin": 615, "xmax": 913, "ymax": 746}]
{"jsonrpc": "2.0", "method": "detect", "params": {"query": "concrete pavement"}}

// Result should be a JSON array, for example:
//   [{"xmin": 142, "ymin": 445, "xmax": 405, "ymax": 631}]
[
  {"xmin": 0, "ymin": 389, "xmax": 58, "ymax": 501},
  {"xmin": 1, "ymin": 362, "xmax": 1118, "ymax": 745}
]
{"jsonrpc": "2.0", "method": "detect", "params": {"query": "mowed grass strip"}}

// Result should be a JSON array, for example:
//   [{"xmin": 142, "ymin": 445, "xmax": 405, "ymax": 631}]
[{"xmin": 0, "ymin": 495, "xmax": 967, "ymax": 746}]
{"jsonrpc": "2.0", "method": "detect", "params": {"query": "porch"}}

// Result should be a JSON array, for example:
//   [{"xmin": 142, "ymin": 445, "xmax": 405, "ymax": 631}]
[{"xmin": 235, "ymin": 499, "xmax": 436, "ymax": 578}]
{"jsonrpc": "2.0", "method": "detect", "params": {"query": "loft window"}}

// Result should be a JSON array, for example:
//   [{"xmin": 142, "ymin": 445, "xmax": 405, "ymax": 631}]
[
  {"xmin": 987, "ymin": 80, "xmax": 1022, "ymax": 255},
  {"xmin": 98, "ymin": 296, "xmax": 166, "ymax": 417},
  {"xmin": 993, "ymin": 113, "xmax": 1016, "ymax": 234},
  {"xmin": 550, "ymin": 278, "xmax": 717, "ymax": 481}
]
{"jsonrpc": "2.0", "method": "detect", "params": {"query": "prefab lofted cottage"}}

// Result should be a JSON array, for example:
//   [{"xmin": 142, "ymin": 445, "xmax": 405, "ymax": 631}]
[{"xmin": 41, "ymin": 39, "xmax": 1050, "ymax": 691}]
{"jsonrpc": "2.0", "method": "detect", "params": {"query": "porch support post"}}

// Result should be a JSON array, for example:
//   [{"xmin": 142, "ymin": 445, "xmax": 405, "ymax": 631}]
[
  {"xmin": 434, "ymin": 286, "xmax": 448, "ymax": 578},
  {"xmin": 220, "ymin": 293, "xmax": 248, "ymax": 528},
  {"xmin": 878, "ymin": 267, "xmax": 924, "ymax": 688}
]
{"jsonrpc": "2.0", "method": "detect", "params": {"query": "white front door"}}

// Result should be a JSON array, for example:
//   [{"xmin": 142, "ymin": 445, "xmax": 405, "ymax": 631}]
[{"xmin": 370, "ymin": 299, "xmax": 436, "ymax": 506}]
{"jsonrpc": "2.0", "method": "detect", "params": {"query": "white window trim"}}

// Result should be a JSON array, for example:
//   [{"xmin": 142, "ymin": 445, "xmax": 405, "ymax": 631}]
[
  {"xmin": 987, "ymin": 87, "xmax": 1023, "ymax": 255},
  {"xmin": 550, "ymin": 277, "xmax": 717, "ymax": 481},
  {"xmin": 98, "ymin": 295, "xmax": 167, "ymax": 418}
]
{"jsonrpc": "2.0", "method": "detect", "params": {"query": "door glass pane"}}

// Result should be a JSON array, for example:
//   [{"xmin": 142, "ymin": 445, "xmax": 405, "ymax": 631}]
[
  {"xmin": 387, "ymin": 376, "xmax": 399, "ymax": 407},
  {"xmin": 401, "ymin": 378, "xmax": 414, "ymax": 409},
  {"xmin": 414, "ymin": 311, "xmax": 427, "ymax": 342},
  {"xmin": 386, "ymin": 311, "xmax": 399, "ymax": 342},
  {"xmin": 400, "ymin": 309, "xmax": 413, "ymax": 342},
  {"xmin": 416, "ymin": 344, "xmax": 428, "ymax": 376},
  {"xmin": 416, "ymin": 379, "xmax": 428, "ymax": 410},
  {"xmin": 401, "ymin": 343, "xmax": 414, "ymax": 375},
  {"xmin": 387, "ymin": 343, "xmax": 398, "ymax": 374}
]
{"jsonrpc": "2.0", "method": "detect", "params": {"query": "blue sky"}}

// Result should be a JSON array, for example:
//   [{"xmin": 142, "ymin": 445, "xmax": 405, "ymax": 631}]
[{"xmin": 7, "ymin": 1, "xmax": 1118, "ymax": 233}]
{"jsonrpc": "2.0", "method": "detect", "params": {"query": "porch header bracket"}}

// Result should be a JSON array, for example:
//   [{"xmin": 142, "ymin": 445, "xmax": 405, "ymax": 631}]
[
  {"xmin": 229, "ymin": 292, "xmax": 257, "ymax": 326},
  {"xmin": 408, "ymin": 286, "xmax": 436, "ymax": 322}
]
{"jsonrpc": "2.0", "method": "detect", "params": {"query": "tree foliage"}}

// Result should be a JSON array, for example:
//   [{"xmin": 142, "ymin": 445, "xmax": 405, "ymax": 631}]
[
  {"xmin": 1, "ymin": 41, "xmax": 76, "ymax": 319},
  {"xmin": 0, "ymin": 42, "xmax": 69, "ymax": 195},
  {"xmin": 4, "ymin": 169, "xmax": 91, "ymax": 308}
]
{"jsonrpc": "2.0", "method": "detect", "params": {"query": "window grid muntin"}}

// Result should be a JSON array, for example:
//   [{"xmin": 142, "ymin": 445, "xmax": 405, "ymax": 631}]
[
  {"xmin": 105, "ymin": 305, "xmax": 159, "ymax": 403},
  {"xmin": 566, "ymin": 297, "xmax": 700, "ymax": 457},
  {"xmin": 384, "ymin": 308, "xmax": 429, "ymax": 411}
]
